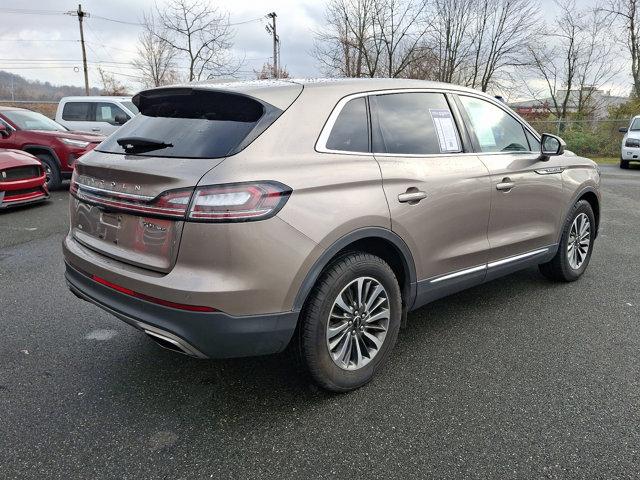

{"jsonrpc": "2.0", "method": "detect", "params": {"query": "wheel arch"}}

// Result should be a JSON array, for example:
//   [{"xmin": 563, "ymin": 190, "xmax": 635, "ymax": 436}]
[
  {"xmin": 577, "ymin": 190, "xmax": 600, "ymax": 237},
  {"xmin": 557, "ymin": 185, "xmax": 600, "ymax": 244},
  {"xmin": 22, "ymin": 145, "xmax": 61, "ymax": 166},
  {"xmin": 293, "ymin": 227, "xmax": 418, "ymax": 312}
]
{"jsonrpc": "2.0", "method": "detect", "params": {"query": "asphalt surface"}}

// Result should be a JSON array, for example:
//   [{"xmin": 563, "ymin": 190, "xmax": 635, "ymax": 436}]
[{"xmin": 1, "ymin": 166, "xmax": 640, "ymax": 479}]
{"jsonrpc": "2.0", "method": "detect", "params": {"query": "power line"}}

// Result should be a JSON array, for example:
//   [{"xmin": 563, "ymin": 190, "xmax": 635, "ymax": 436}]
[
  {"xmin": 90, "ymin": 15, "xmax": 143, "ymax": 26},
  {"xmin": 4, "ymin": 8, "xmax": 65, "ymax": 15},
  {"xmin": 2, "ymin": 8, "xmax": 266, "ymax": 28},
  {"xmin": 0, "ymin": 59, "xmax": 134, "ymax": 65},
  {"xmin": 228, "ymin": 17, "xmax": 267, "ymax": 26},
  {"xmin": 0, "ymin": 39, "xmax": 79, "ymax": 42}
]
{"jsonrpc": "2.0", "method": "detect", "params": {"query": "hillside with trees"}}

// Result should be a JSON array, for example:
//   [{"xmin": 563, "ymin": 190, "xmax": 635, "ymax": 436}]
[{"xmin": 0, "ymin": 70, "xmax": 101, "ymax": 101}]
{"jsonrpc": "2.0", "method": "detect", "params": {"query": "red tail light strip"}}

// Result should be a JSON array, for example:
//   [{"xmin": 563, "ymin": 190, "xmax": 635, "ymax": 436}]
[{"xmin": 91, "ymin": 274, "xmax": 216, "ymax": 312}]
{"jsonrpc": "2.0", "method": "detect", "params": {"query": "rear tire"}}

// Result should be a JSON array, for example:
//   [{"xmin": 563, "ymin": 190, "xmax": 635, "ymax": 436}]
[
  {"xmin": 620, "ymin": 159, "xmax": 630, "ymax": 169},
  {"xmin": 539, "ymin": 200, "xmax": 595, "ymax": 282},
  {"xmin": 299, "ymin": 252, "xmax": 402, "ymax": 392},
  {"xmin": 35, "ymin": 153, "xmax": 62, "ymax": 190}
]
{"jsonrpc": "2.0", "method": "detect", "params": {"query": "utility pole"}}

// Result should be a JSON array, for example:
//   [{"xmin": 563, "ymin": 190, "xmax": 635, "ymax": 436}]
[
  {"xmin": 266, "ymin": 12, "xmax": 278, "ymax": 79},
  {"xmin": 66, "ymin": 4, "xmax": 90, "ymax": 95}
]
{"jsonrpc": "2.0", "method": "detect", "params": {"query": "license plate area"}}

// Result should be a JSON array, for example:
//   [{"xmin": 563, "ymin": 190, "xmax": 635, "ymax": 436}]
[{"xmin": 71, "ymin": 199, "xmax": 182, "ymax": 272}]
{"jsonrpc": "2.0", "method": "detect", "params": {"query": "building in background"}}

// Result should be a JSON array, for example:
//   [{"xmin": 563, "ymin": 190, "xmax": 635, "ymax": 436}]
[{"xmin": 510, "ymin": 87, "xmax": 628, "ymax": 120}]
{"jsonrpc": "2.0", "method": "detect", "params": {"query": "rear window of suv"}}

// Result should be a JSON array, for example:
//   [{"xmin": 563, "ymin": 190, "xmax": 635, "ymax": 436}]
[{"xmin": 97, "ymin": 89, "xmax": 282, "ymax": 158}]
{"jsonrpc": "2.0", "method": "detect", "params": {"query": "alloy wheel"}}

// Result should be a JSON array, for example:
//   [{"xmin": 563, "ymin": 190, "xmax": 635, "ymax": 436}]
[
  {"xmin": 567, "ymin": 212, "xmax": 591, "ymax": 270},
  {"xmin": 326, "ymin": 276, "xmax": 390, "ymax": 371}
]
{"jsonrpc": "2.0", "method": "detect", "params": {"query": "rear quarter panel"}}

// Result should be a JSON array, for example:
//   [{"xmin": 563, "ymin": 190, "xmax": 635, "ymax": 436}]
[{"xmin": 195, "ymin": 85, "xmax": 391, "ymax": 310}]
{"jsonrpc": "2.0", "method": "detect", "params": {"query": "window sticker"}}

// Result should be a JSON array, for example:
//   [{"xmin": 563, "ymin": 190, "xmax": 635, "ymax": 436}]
[
  {"xmin": 100, "ymin": 106, "xmax": 112, "ymax": 120},
  {"xmin": 429, "ymin": 109, "xmax": 460, "ymax": 152}
]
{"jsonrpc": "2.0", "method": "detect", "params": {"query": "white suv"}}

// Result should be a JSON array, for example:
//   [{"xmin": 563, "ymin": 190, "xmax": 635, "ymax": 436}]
[
  {"xmin": 619, "ymin": 115, "xmax": 640, "ymax": 169},
  {"xmin": 55, "ymin": 97, "xmax": 138, "ymax": 135}
]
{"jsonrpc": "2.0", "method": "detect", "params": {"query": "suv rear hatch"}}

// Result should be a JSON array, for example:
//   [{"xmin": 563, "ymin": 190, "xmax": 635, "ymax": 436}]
[{"xmin": 69, "ymin": 83, "xmax": 301, "ymax": 273}]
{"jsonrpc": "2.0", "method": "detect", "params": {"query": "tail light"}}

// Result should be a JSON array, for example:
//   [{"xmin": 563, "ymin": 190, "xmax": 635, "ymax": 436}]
[
  {"xmin": 71, "ymin": 180, "xmax": 291, "ymax": 222},
  {"xmin": 189, "ymin": 182, "xmax": 291, "ymax": 222}
]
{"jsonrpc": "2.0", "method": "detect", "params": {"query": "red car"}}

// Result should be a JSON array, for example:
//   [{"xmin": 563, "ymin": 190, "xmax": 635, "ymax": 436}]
[
  {"xmin": 0, "ymin": 106, "xmax": 104, "ymax": 190},
  {"xmin": 0, "ymin": 148, "xmax": 49, "ymax": 209}
]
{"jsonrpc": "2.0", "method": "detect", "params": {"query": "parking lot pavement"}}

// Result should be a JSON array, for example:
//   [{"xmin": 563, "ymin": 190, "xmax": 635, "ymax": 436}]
[{"xmin": 1, "ymin": 167, "xmax": 639, "ymax": 480}]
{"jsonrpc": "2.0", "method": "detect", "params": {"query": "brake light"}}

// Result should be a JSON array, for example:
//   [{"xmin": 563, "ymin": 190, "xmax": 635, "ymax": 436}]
[
  {"xmin": 189, "ymin": 182, "xmax": 291, "ymax": 222},
  {"xmin": 91, "ymin": 275, "xmax": 216, "ymax": 312},
  {"xmin": 71, "ymin": 180, "xmax": 291, "ymax": 222}
]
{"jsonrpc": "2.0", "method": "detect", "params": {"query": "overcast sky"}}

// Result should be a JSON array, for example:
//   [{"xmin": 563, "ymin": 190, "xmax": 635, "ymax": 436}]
[{"xmin": 0, "ymin": 0, "xmax": 630, "ymax": 99}]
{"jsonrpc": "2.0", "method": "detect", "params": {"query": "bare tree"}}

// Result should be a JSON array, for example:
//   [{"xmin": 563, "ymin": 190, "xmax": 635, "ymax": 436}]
[
  {"xmin": 313, "ymin": 0, "xmax": 543, "ymax": 89},
  {"xmin": 151, "ymin": 0, "xmax": 240, "ymax": 82},
  {"xmin": 97, "ymin": 67, "xmax": 128, "ymax": 96},
  {"xmin": 526, "ymin": 1, "xmax": 616, "ymax": 122},
  {"xmin": 375, "ymin": 0, "xmax": 431, "ymax": 77},
  {"xmin": 132, "ymin": 14, "xmax": 180, "ymax": 87},
  {"xmin": 313, "ymin": 0, "xmax": 380, "ymax": 77},
  {"xmin": 255, "ymin": 62, "xmax": 290, "ymax": 79},
  {"xmin": 312, "ymin": 0, "xmax": 431, "ymax": 78},
  {"xmin": 466, "ymin": 0, "xmax": 540, "ymax": 92},
  {"xmin": 429, "ymin": 0, "xmax": 476, "ymax": 83},
  {"xmin": 602, "ymin": 0, "xmax": 640, "ymax": 97}
]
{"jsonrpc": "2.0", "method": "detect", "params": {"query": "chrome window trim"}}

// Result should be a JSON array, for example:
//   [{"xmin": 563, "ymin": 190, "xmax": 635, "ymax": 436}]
[{"xmin": 315, "ymin": 87, "xmax": 541, "ymax": 157}]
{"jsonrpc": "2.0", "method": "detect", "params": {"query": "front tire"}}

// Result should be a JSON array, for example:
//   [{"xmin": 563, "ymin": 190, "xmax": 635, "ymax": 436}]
[
  {"xmin": 539, "ymin": 200, "xmax": 595, "ymax": 282},
  {"xmin": 299, "ymin": 252, "xmax": 402, "ymax": 392},
  {"xmin": 620, "ymin": 158, "xmax": 630, "ymax": 169},
  {"xmin": 35, "ymin": 153, "xmax": 62, "ymax": 190}
]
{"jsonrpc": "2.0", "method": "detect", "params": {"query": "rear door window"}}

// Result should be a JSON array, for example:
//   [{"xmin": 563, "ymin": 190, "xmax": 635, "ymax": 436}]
[
  {"xmin": 326, "ymin": 97, "xmax": 369, "ymax": 152},
  {"xmin": 97, "ymin": 89, "xmax": 282, "ymax": 159},
  {"xmin": 370, "ymin": 92, "xmax": 461, "ymax": 155},
  {"xmin": 62, "ymin": 102, "xmax": 92, "ymax": 121}
]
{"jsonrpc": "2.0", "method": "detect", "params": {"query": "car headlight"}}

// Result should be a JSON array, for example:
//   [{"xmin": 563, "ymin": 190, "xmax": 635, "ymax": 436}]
[
  {"xmin": 625, "ymin": 138, "xmax": 640, "ymax": 148},
  {"xmin": 61, "ymin": 138, "xmax": 90, "ymax": 148}
]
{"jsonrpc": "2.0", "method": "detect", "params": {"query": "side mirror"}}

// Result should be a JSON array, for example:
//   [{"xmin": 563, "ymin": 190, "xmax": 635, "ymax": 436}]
[
  {"xmin": 619, "ymin": 127, "xmax": 629, "ymax": 133},
  {"xmin": 539, "ymin": 133, "xmax": 565, "ymax": 161},
  {"xmin": 0, "ymin": 123, "xmax": 11, "ymax": 138},
  {"xmin": 114, "ymin": 114, "xmax": 129, "ymax": 126}
]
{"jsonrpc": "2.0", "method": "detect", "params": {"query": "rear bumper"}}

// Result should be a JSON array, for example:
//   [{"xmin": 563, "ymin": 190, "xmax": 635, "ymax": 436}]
[{"xmin": 65, "ymin": 263, "xmax": 299, "ymax": 359}]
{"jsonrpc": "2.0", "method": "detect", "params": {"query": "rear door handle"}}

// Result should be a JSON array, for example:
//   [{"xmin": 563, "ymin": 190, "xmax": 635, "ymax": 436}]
[
  {"xmin": 91, "ymin": 128, "xmax": 101, "ymax": 132},
  {"xmin": 398, "ymin": 190, "xmax": 427, "ymax": 204},
  {"xmin": 496, "ymin": 178, "xmax": 515, "ymax": 191}
]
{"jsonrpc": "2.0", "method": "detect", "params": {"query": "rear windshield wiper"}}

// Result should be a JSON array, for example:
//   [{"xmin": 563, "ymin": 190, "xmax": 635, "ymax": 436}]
[{"xmin": 116, "ymin": 136, "xmax": 173, "ymax": 153}]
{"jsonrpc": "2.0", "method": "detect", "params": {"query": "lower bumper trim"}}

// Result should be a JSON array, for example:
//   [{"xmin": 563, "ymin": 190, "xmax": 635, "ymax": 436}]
[{"xmin": 65, "ymin": 262, "xmax": 299, "ymax": 359}]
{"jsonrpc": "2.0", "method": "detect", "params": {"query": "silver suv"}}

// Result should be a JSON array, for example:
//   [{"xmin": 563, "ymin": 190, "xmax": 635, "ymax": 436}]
[{"xmin": 64, "ymin": 79, "xmax": 601, "ymax": 391}]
